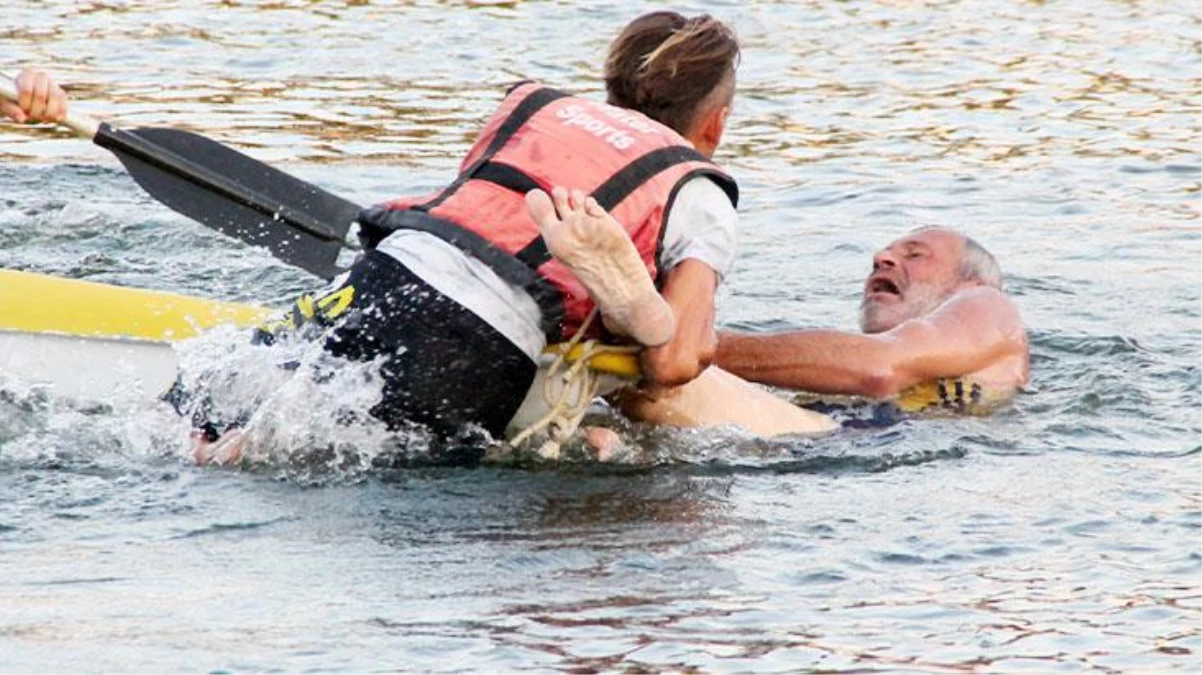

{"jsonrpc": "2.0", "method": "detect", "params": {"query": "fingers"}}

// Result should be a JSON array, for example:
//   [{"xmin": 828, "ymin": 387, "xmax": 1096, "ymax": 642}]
[
  {"xmin": 10, "ymin": 69, "xmax": 68, "ymax": 124},
  {"xmin": 27, "ymin": 71, "xmax": 49, "ymax": 121},
  {"xmin": 16, "ymin": 71, "xmax": 33, "ymax": 117},
  {"xmin": 47, "ymin": 81, "xmax": 67, "ymax": 121},
  {"xmin": 0, "ymin": 101, "xmax": 26, "ymax": 124}
]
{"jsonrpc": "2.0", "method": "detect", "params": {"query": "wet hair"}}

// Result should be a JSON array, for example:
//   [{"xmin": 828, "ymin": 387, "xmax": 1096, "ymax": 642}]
[
  {"xmin": 604, "ymin": 11, "xmax": 740, "ymax": 136},
  {"xmin": 960, "ymin": 235, "xmax": 1004, "ymax": 290}
]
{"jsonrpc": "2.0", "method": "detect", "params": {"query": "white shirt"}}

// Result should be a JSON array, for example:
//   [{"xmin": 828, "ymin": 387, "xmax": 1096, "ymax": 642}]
[{"xmin": 375, "ymin": 175, "xmax": 738, "ymax": 360}]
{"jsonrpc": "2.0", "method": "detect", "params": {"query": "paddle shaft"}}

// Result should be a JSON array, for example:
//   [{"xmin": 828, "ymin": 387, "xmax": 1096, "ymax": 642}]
[{"xmin": 0, "ymin": 75, "xmax": 345, "ymax": 245}]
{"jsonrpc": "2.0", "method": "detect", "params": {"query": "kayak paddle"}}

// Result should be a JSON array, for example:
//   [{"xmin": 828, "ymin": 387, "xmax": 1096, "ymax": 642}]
[{"xmin": 0, "ymin": 75, "xmax": 359, "ymax": 280}]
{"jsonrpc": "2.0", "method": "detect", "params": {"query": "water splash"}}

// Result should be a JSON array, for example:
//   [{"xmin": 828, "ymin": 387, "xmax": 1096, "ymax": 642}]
[{"xmin": 171, "ymin": 324, "xmax": 439, "ymax": 483}]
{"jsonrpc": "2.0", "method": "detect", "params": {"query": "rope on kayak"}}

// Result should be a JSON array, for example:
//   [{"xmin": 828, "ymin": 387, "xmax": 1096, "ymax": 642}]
[{"xmin": 508, "ymin": 307, "xmax": 640, "ymax": 459}]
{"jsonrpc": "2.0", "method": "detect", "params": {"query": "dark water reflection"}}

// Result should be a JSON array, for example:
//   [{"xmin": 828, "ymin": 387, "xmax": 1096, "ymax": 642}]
[{"xmin": 1, "ymin": 0, "xmax": 1199, "ymax": 672}]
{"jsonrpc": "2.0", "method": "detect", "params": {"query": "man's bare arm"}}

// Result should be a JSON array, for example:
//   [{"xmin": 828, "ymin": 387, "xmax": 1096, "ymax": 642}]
[{"xmin": 716, "ymin": 287, "xmax": 1026, "ymax": 397}]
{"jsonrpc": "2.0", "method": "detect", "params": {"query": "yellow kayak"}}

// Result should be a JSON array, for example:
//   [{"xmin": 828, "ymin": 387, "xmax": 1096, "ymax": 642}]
[
  {"xmin": 0, "ymin": 268, "xmax": 641, "ymax": 401},
  {"xmin": 0, "ymin": 268, "xmax": 270, "ymax": 341},
  {"xmin": 0, "ymin": 269, "xmax": 270, "ymax": 400}
]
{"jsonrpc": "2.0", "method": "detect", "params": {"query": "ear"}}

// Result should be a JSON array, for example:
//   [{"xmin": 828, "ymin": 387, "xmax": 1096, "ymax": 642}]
[{"xmin": 693, "ymin": 105, "xmax": 729, "ymax": 158}]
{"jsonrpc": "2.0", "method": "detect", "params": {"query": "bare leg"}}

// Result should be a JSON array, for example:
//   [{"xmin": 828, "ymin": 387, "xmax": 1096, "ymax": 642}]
[
  {"xmin": 619, "ymin": 367, "xmax": 838, "ymax": 438},
  {"xmin": 526, "ymin": 187, "xmax": 674, "ymax": 346}
]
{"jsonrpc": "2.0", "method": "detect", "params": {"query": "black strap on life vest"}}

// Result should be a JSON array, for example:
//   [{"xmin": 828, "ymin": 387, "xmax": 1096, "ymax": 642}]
[
  {"xmin": 415, "ymin": 86, "xmax": 569, "ymax": 212},
  {"xmin": 508, "ymin": 146, "xmax": 739, "ymax": 272},
  {"xmin": 474, "ymin": 161, "xmax": 541, "ymax": 196}
]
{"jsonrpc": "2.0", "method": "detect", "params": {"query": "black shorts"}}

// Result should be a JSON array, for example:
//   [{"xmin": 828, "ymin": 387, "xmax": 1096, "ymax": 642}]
[
  {"xmin": 316, "ymin": 250, "xmax": 539, "ymax": 440},
  {"xmin": 235, "ymin": 249, "xmax": 540, "ymax": 439}
]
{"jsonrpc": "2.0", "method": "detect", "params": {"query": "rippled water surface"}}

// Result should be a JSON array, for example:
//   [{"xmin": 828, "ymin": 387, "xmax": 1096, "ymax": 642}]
[{"xmin": 1, "ymin": 1, "xmax": 1199, "ymax": 672}]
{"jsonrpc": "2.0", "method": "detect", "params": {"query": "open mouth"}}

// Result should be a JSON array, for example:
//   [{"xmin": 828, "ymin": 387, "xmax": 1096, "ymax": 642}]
[{"xmin": 867, "ymin": 276, "xmax": 902, "ymax": 297}]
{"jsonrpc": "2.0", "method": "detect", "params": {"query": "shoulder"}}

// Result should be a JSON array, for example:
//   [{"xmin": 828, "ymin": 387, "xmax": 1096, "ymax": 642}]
[
  {"xmin": 934, "ymin": 286, "xmax": 1023, "ymax": 328},
  {"xmin": 664, "ymin": 175, "xmax": 739, "ymax": 237},
  {"xmin": 898, "ymin": 285, "xmax": 1026, "ymax": 351},
  {"xmin": 661, "ymin": 176, "xmax": 739, "ymax": 276}
]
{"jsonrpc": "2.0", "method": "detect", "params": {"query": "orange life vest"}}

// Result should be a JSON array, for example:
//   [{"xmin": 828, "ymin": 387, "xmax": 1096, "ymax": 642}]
[{"xmin": 357, "ymin": 82, "xmax": 738, "ymax": 342}]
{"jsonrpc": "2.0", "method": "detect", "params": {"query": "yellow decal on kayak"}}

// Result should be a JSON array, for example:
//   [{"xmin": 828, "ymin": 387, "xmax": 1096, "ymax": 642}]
[
  {"xmin": 295, "ymin": 293, "xmax": 316, "ymax": 319},
  {"xmin": 315, "ymin": 286, "xmax": 355, "ymax": 321}
]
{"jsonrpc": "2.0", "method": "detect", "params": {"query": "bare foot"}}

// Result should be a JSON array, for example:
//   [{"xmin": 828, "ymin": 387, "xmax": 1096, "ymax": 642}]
[
  {"xmin": 192, "ymin": 428, "xmax": 246, "ymax": 467},
  {"xmin": 526, "ymin": 186, "xmax": 674, "ymax": 346}
]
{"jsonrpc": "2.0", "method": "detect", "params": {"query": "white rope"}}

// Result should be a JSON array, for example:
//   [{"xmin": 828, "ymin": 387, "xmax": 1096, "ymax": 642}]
[{"xmin": 507, "ymin": 308, "xmax": 638, "ymax": 458}]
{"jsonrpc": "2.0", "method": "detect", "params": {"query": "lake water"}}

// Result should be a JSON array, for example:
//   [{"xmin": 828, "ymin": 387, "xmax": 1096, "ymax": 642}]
[{"xmin": 1, "ymin": 1, "xmax": 1199, "ymax": 672}]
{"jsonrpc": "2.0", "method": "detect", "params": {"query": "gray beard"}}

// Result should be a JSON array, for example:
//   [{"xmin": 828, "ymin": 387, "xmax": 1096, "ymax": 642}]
[{"xmin": 859, "ymin": 281, "xmax": 957, "ymax": 334}]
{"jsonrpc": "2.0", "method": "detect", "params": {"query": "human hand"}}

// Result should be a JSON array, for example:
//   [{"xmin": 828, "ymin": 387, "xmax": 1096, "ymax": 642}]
[{"xmin": 1, "ymin": 69, "xmax": 68, "ymax": 124}]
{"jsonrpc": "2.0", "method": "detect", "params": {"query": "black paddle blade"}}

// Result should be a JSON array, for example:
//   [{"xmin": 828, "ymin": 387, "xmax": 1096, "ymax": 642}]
[{"xmin": 93, "ymin": 123, "xmax": 361, "ymax": 280}]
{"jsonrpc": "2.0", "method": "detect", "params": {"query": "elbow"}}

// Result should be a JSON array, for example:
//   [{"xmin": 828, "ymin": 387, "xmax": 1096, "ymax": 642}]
[
  {"xmin": 859, "ymin": 366, "xmax": 904, "ymax": 399},
  {"xmin": 641, "ymin": 339, "xmax": 716, "ymax": 388}
]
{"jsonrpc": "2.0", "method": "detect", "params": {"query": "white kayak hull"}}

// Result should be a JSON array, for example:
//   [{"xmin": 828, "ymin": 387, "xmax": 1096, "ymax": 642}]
[{"xmin": 0, "ymin": 330, "xmax": 180, "ymax": 401}]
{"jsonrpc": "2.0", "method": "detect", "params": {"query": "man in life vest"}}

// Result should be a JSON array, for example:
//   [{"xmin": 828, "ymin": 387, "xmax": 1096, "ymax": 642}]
[
  {"xmin": 255, "ymin": 12, "xmax": 745, "ymax": 463},
  {"xmin": 0, "ymin": 11, "xmax": 751, "ymax": 464},
  {"xmin": 613, "ymin": 226, "xmax": 1030, "ymax": 437}
]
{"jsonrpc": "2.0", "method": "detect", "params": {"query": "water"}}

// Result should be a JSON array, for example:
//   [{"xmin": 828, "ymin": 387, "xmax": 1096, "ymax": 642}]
[{"xmin": 1, "ymin": 1, "xmax": 1199, "ymax": 672}]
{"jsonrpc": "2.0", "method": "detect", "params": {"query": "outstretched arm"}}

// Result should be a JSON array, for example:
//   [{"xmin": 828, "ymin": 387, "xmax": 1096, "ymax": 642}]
[{"xmin": 717, "ymin": 287, "xmax": 1026, "ymax": 397}]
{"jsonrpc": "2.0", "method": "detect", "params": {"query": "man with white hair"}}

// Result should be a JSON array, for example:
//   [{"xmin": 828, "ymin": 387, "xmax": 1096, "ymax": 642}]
[{"xmin": 619, "ymin": 226, "xmax": 1029, "ymax": 434}]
